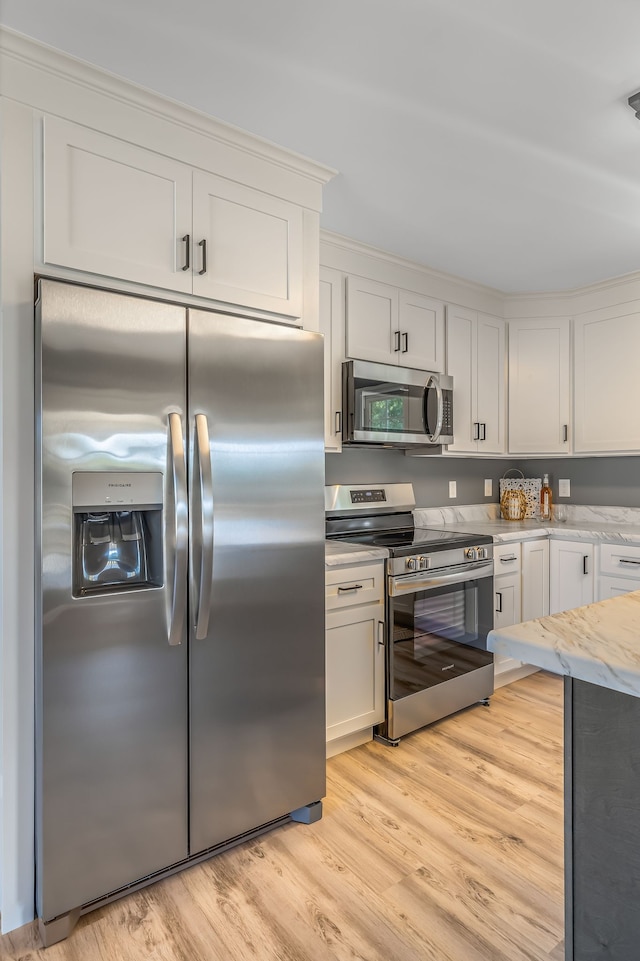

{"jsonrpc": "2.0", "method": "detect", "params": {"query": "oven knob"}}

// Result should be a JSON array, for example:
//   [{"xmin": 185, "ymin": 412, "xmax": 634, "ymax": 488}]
[
  {"xmin": 406, "ymin": 557, "xmax": 417, "ymax": 571},
  {"xmin": 418, "ymin": 555, "xmax": 430, "ymax": 570},
  {"xmin": 465, "ymin": 547, "xmax": 478, "ymax": 561},
  {"xmin": 478, "ymin": 547, "xmax": 488, "ymax": 559}
]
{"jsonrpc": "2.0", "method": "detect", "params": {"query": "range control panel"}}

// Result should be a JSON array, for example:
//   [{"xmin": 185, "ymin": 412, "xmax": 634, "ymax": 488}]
[{"xmin": 350, "ymin": 488, "xmax": 386, "ymax": 504}]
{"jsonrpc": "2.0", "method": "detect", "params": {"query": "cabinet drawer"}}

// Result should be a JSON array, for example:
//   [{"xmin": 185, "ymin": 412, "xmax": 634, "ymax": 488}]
[
  {"xmin": 597, "ymin": 574, "xmax": 640, "ymax": 602},
  {"xmin": 325, "ymin": 562, "xmax": 385, "ymax": 611},
  {"xmin": 494, "ymin": 542, "xmax": 522, "ymax": 574},
  {"xmin": 599, "ymin": 542, "xmax": 640, "ymax": 578}
]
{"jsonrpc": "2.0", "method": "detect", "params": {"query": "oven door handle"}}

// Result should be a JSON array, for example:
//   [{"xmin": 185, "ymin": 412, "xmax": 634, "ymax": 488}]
[{"xmin": 389, "ymin": 560, "xmax": 493, "ymax": 596}]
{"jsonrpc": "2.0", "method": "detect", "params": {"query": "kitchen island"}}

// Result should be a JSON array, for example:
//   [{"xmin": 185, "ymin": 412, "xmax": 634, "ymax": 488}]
[{"xmin": 488, "ymin": 591, "xmax": 640, "ymax": 961}]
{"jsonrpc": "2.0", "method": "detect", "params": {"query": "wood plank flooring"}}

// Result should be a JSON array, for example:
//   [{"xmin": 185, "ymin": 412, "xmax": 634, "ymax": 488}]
[{"xmin": 1, "ymin": 670, "xmax": 564, "ymax": 960}]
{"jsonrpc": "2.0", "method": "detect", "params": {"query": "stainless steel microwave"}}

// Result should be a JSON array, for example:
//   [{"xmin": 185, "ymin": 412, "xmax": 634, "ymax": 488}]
[{"xmin": 342, "ymin": 360, "xmax": 454, "ymax": 448}]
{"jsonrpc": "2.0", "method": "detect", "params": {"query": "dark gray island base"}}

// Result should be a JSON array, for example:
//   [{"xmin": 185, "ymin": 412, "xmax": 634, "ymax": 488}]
[
  {"xmin": 487, "ymin": 590, "xmax": 640, "ymax": 961},
  {"xmin": 566, "ymin": 676, "xmax": 640, "ymax": 960}
]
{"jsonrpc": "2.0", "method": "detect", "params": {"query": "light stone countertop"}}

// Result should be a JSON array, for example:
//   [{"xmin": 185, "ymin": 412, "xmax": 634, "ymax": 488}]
[
  {"xmin": 324, "ymin": 541, "xmax": 388, "ymax": 568},
  {"xmin": 413, "ymin": 504, "xmax": 640, "ymax": 546},
  {"xmin": 487, "ymin": 591, "xmax": 640, "ymax": 697},
  {"xmin": 325, "ymin": 503, "xmax": 640, "ymax": 566}
]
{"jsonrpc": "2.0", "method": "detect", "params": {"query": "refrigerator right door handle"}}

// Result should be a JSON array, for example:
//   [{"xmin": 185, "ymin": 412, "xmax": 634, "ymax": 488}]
[
  {"xmin": 195, "ymin": 413, "xmax": 214, "ymax": 639},
  {"xmin": 168, "ymin": 412, "xmax": 188, "ymax": 646}
]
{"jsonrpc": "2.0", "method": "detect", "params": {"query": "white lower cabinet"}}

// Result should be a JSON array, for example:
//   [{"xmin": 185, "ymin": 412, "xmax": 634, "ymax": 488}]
[
  {"xmin": 549, "ymin": 540, "xmax": 594, "ymax": 614},
  {"xmin": 325, "ymin": 561, "xmax": 385, "ymax": 757},
  {"xmin": 597, "ymin": 542, "xmax": 640, "ymax": 601},
  {"xmin": 493, "ymin": 544, "xmax": 524, "ymax": 681},
  {"xmin": 493, "ymin": 540, "xmax": 546, "ymax": 686},
  {"xmin": 521, "ymin": 539, "xmax": 550, "ymax": 621}
]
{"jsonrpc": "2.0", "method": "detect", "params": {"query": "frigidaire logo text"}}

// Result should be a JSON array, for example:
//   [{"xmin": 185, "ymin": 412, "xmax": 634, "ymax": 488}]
[{"xmin": 108, "ymin": 483, "xmax": 132, "ymax": 488}]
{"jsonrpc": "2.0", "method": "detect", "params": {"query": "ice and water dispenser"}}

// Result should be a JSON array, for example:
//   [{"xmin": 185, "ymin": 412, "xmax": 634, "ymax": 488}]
[{"xmin": 72, "ymin": 472, "xmax": 163, "ymax": 597}]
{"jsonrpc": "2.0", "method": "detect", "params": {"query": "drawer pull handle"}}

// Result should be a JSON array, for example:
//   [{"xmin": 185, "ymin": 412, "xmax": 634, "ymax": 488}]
[
  {"xmin": 499, "ymin": 555, "xmax": 518, "ymax": 563},
  {"xmin": 337, "ymin": 584, "xmax": 363, "ymax": 593},
  {"xmin": 619, "ymin": 558, "xmax": 640, "ymax": 565}
]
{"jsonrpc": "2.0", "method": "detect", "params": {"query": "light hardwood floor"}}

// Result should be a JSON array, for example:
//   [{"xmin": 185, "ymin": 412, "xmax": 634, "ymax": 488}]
[{"xmin": 2, "ymin": 671, "xmax": 564, "ymax": 960}]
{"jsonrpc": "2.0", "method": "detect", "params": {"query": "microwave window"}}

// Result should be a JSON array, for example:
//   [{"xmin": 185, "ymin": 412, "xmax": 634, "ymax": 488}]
[{"xmin": 355, "ymin": 377, "xmax": 426, "ymax": 434}]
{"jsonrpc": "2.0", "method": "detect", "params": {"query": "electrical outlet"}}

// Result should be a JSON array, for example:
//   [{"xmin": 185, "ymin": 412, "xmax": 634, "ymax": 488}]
[
  {"xmin": 484, "ymin": 479, "xmax": 492, "ymax": 497},
  {"xmin": 559, "ymin": 479, "xmax": 570, "ymax": 497},
  {"xmin": 449, "ymin": 481, "xmax": 457, "ymax": 498}
]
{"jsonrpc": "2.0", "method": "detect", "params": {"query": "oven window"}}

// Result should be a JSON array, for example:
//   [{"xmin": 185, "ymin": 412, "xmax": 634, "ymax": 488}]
[
  {"xmin": 390, "ymin": 580, "xmax": 493, "ymax": 698},
  {"xmin": 354, "ymin": 376, "xmax": 426, "ymax": 435}
]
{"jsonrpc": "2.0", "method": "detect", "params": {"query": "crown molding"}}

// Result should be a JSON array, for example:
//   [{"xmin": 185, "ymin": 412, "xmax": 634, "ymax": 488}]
[
  {"xmin": 0, "ymin": 26, "xmax": 337, "ymax": 187},
  {"xmin": 320, "ymin": 229, "xmax": 504, "ymax": 300},
  {"xmin": 503, "ymin": 267, "xmax": 640, "ymax": 304}
]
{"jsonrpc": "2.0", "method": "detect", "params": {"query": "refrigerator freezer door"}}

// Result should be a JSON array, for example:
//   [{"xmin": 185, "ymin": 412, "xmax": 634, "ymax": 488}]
[
  {"xmin": 188, "ymin": 310, "xmax": 326, "ymax": 854},
  {"xmin": 36, "ymin": 280, "xmax": 189, "ymax": 922}
]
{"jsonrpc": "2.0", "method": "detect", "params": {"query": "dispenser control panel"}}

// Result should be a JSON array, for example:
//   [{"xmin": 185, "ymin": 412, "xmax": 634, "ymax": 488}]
[{"xmin": 72, "ymin": 471, "xmax": 163, "ymax": 510}]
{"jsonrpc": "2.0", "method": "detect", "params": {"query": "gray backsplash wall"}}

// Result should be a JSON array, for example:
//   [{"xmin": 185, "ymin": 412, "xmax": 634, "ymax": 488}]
[
  {"xmin": 325, "ymin": 450, "xmax": 511, "ymax": 507},
  {"xmin": 514, "ymin": 458, "xmax": 640, "ymax": 509},
  {"xmin": 326, "ymin": 452, "xmax": 640, "ymax": 509}
]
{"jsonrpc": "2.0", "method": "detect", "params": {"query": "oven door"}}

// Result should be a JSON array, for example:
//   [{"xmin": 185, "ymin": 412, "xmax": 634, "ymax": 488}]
[{"xmin": 387, "ymin": 561, "xmax": 494, "ymax": 700}]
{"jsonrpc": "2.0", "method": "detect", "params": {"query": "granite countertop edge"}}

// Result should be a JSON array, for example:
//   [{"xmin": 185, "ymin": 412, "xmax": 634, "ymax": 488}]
[
  {"xmin": 324, "ymin": 542, "xmax": 389, "ymax": 567},
  {"xmin": 488, "ymin": 591, "xmax": 640, "ymax": 697}
]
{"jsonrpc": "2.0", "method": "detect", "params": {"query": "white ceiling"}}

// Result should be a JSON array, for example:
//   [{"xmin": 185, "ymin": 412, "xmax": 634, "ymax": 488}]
[{"xmin": 3, "ymin": 0, "xmax": 640, "ymax": 293}]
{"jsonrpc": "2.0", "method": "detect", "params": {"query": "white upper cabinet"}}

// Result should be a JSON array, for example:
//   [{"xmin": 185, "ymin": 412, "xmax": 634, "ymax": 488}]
[
  {"xmin": 346, "ymin": 276, "xmax": 444, "ymax": 371},
  {"xmin": 44, "ymin": 117, "xmax": 193, "ymax": 294},
  {"xmin": 43, "ymin": 117, "xmax": 304, "ymax": 317},
  {"xmin": 397, "ymin": 289, "xmax": 445, "ymax": 372},
  {"xmin": 446, "ymin": 305, "xmax": 505, "ymax": 453},
  {"xmin": 191, "ymin": 171, "xmax": 303, "ymax": 316},
  {"xmin": 574, "ymin": 303, "xmax": 640, "ymax": 453},
  {"xmin": 508, "ymin": 317, "xmax": 571, "ymax": 454},
  {"xmin": 319, "ymin": 267, "xmax": 345, "ymax": 453}
]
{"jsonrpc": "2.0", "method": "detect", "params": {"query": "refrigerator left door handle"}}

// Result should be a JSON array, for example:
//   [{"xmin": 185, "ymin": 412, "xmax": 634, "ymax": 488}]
[
  {"xmin": 168, "ymin": 412, "xmax": 188, "ymax": 646},
  {"xmin": 195, "ymin": 413, "xmax": 214, "ymax": 639}
]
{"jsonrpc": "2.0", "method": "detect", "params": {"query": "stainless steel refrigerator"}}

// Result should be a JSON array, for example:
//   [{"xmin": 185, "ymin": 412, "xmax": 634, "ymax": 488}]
[{"xmin": 35, "ymin": 278, "xmax": 326, "ymax": 945}]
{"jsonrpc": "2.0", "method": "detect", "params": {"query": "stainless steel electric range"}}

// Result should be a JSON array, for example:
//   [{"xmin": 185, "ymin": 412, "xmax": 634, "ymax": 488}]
[{"xmin": 326, "ymin": 483, "xmax": 495, "ymax": 745}]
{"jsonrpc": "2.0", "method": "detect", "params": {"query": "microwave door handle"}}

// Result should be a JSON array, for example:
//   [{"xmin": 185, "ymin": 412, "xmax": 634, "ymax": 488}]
[
  {"xmin": 195, "ymin": 413, "xmax": 214, "ymax": 640},
  {"xmin": 167, "ymin": 413, "xmax": 188, "ymax": 646},
  {"xmin": 425, "ymin": 375, "xmax": 444, "ymax": 443}
]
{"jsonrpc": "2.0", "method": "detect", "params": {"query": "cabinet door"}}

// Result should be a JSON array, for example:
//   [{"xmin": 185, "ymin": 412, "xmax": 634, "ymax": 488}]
[
  {"xmin": 494, "ymin": 572, "xmax": 521, "ymax": 630},
  {"xmin": 319, "ymin": 267, "xmax": 344, "ymax": 452},
  {"xmin": 192, "ymin": 171, "xmax": 303, "ymax": 317},
  {"xmin": 574, "ymin": 304, "xmax": 640, "ymax": 452},
  {"xmin": 43, "ymin": 116, "xmax": 192, "ymax": 292},
  {"xmin": 494, "ymin": 572, "xmax": 523, "ymax": 678},
  {"xmin": 445, "ymin": 304, "xmax": 477, "ymax": 452},
  {"xmin": 325, "ymin": 603, "xmax": 385, "ymax": 741},
  {"xmin": 522, "ymin": 539, "xmax": 550, "ymax": 621},
  {"xmin": 476, "ymin": 313, "xmax": 505, "ymax": 454},
  {"xmin": 508, "ymin": 317, "xmax": 571, "ymax": 454},
  {"xmin": 345, "ymin": 276, "xmax": 398, "ymax": 363},
  {"xmin": 398, "ymin": 290, "xmax": 445, "ymax": 372},
  {"xmin": 549, "ymin": 541, "xmax": 594, "ymax": 614}
]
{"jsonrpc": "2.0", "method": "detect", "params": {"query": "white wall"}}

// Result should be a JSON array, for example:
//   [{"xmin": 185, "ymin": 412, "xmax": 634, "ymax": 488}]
[{"xmin": 0, "ymin": 97, "xmax": 36, "ymax": 932}]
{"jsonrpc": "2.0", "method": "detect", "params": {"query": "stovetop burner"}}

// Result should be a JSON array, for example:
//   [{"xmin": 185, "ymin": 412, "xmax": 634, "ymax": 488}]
[
  {"xmin": 333, "ymin": 526, "xmax": 493, "ymax": 557},
  {"xmin": 325, "ymin": 483, "xmax": 493, "ymax": 559}
]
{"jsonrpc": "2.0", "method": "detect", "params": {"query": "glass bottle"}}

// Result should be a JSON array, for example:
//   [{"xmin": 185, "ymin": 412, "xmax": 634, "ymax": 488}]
[{"xmin": 540, "ymin": 473, "xmax": 553, "ymax": 521}]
